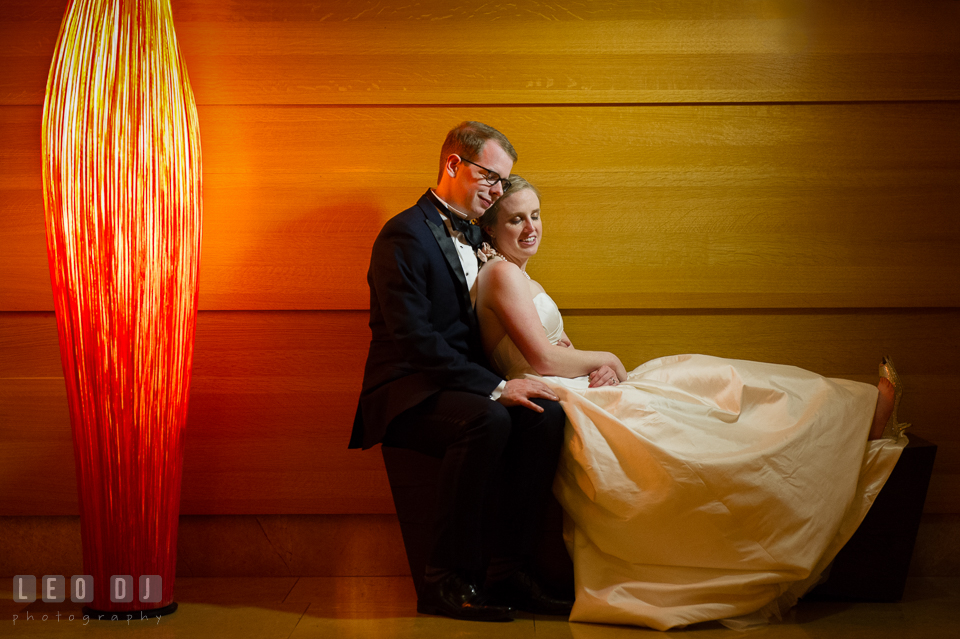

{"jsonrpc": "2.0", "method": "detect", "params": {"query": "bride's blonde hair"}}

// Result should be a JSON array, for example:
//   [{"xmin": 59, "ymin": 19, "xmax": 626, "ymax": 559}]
[{"xmin": 478, "ymin": 175, "xmax": 541, "ymax": 239}]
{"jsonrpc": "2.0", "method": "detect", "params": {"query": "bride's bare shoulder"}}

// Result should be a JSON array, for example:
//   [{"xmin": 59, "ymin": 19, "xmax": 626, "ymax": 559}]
[{"xmin": 479, "ymin": 257, "xmax": 524, "ymax": 286}]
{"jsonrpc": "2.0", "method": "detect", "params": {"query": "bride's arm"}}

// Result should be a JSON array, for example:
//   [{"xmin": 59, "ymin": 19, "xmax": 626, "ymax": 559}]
[
  {"xmin": 557, "ymin": 329, "xmax": 620, "ymax": 386},
  {"xmin": 482, "ymin": 261, "xmax": 626, "ymax": 380},
  {"xmin": 554, "ymin": 333, "xmax": 622, "ymax": 387}
]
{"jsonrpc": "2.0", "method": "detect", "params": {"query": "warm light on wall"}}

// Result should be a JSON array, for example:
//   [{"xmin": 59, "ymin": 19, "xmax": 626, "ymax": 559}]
[{"xmin": 41, "ymin": 0, "xmax": 201, "ymax": 614}]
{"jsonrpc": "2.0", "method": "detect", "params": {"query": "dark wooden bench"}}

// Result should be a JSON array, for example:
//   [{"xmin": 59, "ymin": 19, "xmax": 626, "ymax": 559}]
[{"xmin": 805, "ymin": 434, "xmax": 937, "ymax": 602}]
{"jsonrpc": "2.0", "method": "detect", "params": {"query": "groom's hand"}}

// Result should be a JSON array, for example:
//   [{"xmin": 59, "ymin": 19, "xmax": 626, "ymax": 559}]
[{"xmin": 498, "ymin": 379, "xmax": 560, "ymax": 412}]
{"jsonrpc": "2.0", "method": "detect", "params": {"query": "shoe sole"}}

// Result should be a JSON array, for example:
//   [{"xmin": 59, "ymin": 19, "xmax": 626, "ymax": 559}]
[{"xmin": 416, "ymin": 602, "xmax": 513, "ymax": 622}]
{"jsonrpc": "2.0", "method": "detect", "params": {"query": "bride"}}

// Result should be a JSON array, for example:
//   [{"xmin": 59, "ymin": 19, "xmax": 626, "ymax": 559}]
[{"xmin": 474, "ymin": 176, "xmax": 909, "ymax": 630}]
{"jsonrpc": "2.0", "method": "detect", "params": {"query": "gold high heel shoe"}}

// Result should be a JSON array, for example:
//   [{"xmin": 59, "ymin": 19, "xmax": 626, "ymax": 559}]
[{"xmin": 879, "ymin": 356, "xmax": 911, "ymax": 440}]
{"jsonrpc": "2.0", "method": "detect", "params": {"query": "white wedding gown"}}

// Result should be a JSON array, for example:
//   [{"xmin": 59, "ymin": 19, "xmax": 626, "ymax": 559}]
[{"xmin": 489, "ymin": 292, "xmax": 906, "ymax": 630}]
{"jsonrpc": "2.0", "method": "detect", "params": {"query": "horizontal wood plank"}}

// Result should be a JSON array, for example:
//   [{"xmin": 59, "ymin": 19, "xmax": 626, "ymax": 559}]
[
  {"xmin": 1, "ymin": 513, "xmax": 956, "ymax": 579},
  {"xmin": 0, "ymin": 310, "xmax": 392, "ymax": 516},
  {"xmin": 3, "ymin": 103, "xmax": 958, "ymax": 311},
  {"xmin": 925, "ymin": 475, "xmax": 960, "ymax": 516},
  {"xmin": 2, "ymin": 0, "xmax": 958, "ymax": 105},
  {"xmin": 2, "ymin": 308, "xmax": 957, "ymax": 515}
]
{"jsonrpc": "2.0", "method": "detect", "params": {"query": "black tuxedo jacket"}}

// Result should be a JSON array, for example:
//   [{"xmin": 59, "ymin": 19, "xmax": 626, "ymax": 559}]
[{"xmin": 349, "ymin": 191, "xmax": 503, "ymax": 450}]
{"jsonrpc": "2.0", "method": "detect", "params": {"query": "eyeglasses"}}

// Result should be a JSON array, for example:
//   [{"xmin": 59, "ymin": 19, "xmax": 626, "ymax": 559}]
[{"xmin": 458, "ymin": 157, "xmax": 512, "ymax": 191}]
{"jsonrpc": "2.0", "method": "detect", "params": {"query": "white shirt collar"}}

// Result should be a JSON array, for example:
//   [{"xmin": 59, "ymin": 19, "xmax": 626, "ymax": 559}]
[{"xmin": 430, "ymin": 189, "xmax": 471, "ymax": 222}]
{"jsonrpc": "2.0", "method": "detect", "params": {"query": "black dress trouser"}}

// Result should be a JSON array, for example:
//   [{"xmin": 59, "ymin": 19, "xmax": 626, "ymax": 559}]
[{"xmin": 383, "ymin": 390, "xmax": 566, "ymax": 575}]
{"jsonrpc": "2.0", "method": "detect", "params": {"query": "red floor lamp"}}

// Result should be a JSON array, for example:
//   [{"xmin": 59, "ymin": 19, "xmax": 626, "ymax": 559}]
[{"xmin": 41, "ymin": 0, "xmax": 202, "ymax": 617}]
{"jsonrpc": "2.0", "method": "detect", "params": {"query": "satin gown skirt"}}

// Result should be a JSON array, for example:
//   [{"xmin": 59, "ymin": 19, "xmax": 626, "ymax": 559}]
[{"xmin": 541, "ymin": 354, "xmax": 905, "ymax": 630}]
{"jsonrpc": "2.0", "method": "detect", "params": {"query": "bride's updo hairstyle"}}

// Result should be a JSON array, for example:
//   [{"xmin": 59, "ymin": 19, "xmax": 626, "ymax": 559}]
[{"xmin": 478, "ymin": 175, "xmax": 541, "ymax": 243}]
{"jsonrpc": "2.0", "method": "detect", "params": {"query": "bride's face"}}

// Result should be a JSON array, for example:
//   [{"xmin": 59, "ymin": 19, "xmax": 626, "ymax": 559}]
[{"xmin": 490, "ymin": 188, "xmax": 542, "ymax": 264}]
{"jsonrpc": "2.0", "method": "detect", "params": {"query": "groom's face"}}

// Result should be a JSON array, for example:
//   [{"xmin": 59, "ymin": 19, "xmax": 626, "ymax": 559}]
[{"xmin": 451, "ymin": 141, "xmax": 514, "ymax": 219}]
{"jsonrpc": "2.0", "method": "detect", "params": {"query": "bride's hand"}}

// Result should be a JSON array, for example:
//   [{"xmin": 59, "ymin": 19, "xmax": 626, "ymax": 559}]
[{"xmin": 588, "ymin": 365, "xmax": 620, "ymax": 388}]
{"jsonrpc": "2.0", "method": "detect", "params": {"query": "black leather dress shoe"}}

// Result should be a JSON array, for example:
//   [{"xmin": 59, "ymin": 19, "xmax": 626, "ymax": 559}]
[
  {"xmin": 417, "ymin": 572, "xmax": 514, "ymax": 622},
  {"xmin": 488, "ymin": 570, "xmax": 574, "ymax": 616}
]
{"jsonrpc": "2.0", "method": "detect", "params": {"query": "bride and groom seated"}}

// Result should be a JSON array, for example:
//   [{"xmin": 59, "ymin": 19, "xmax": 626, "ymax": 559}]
[{"xmin": 350, "ymin": 121, "xmax": 908, "ymax": 628}]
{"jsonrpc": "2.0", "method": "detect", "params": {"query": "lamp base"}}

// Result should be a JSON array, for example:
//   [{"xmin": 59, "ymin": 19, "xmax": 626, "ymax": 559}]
[{"xmin": 83, "ymin": 602, "xmax": 178, "ymax": 619}]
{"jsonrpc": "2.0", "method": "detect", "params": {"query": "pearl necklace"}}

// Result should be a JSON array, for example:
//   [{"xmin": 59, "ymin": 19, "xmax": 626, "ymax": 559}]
[{"xmin": 478, "ymin": 243, "xmax": 531, "ymax": 280}]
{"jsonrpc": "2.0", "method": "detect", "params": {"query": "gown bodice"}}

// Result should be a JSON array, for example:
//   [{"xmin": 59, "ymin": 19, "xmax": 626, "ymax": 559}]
[{"xmin": 489, "ymin": 292, "xmax": 564, "ymax": 380}]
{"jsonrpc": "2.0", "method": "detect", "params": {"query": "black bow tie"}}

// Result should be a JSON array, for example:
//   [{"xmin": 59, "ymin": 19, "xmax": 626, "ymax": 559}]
[{"xmin": 448, "ymin": 212, "xmax": 483, "ymax": 250}]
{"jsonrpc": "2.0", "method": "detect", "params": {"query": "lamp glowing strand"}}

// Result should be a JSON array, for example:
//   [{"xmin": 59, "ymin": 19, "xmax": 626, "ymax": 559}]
[{"xmin": 42, "ymin": 0, "xmax": 202, "ymax": 611}]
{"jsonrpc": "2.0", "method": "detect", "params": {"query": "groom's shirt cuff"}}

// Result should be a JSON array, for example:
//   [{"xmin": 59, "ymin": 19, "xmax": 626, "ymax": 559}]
[{"xmin": 490, "ymin": 380, "xmax": 507, "ymax": 401}]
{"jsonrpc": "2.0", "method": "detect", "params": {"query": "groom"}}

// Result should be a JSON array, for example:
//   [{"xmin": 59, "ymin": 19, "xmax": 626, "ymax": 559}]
[{"xmin": 350, "ymin": 121, "xmax": 570, "ymax": 621}]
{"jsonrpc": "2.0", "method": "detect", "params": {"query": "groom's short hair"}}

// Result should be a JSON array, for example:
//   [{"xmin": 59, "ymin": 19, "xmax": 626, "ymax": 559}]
[{"xmin": 438, "ymin": 121, "xmax": 518, "ymax": 184}]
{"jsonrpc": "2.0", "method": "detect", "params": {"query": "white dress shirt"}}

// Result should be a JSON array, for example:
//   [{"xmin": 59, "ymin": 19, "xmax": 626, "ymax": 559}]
[{"xmin": 430, "ymin": 191, "xmax": 480, "ymax": 304}]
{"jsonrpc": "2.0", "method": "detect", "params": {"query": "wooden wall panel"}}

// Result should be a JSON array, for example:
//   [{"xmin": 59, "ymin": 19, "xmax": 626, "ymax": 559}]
[
  {"xmin": 3, "ymin": 103, "xmax": 958, "ymax": 310},
  {"xmin": 3, "ymin": 513, "xmax": 959, "ymax": 578},
  {"xmin": 3, "ymin": 0, "xmax": 958, "ymax": 105},
  {"xmin": 3, "ymin": 309, "xmax": 957, "ymax": 515},
  {"xmin": 1, "ymin": 0, "xmax": 958, "ymax": 520},
  {"xmin": 0, "ymin": 311, "xmax": 392, "ymax": 515}
]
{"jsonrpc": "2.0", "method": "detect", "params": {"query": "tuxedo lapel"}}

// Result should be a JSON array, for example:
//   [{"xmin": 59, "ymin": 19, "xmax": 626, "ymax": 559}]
[
  {"xmin": 419, "ymin": 197, "xmax": 478, "ymax": 329},
  {"xmin": 426, "ymin": 216, "xmax": 470, "ymax": 296}
]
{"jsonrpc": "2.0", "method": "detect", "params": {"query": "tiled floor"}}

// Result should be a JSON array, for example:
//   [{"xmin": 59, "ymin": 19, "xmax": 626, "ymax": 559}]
[{"xmin": 3, "ymin": 576, "xmax": 959, "ymax": 637}]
